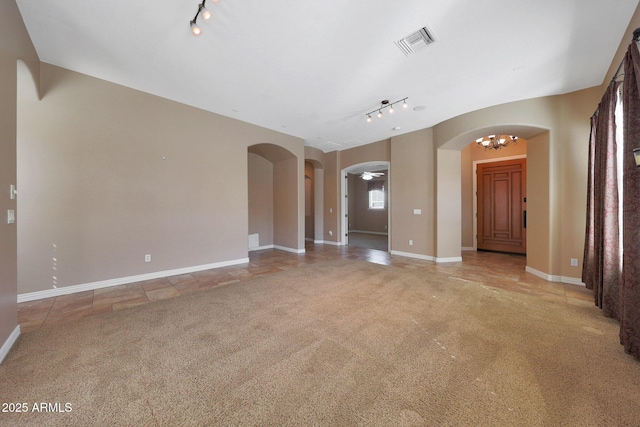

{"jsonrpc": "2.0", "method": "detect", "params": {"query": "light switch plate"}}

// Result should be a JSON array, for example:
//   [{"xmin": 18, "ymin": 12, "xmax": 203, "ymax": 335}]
[
  {"xmin": 413, "ymin": 209, "xmax": 422, "ymax": 215},
  {"xmin": 7, "ymin": 209, "xmax": 15, "ymax": 224}
]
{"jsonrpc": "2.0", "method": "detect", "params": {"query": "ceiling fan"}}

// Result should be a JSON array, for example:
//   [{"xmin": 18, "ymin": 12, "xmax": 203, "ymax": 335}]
[{"xmin": 360, "ymin": 171, "xmax": 384, "ymax": 181}]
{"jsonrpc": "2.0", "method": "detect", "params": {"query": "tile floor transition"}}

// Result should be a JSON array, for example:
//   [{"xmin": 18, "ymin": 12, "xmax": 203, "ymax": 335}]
[{"xmin": 18, "ymin": 243, "xmax": 593, "ymax": 333}]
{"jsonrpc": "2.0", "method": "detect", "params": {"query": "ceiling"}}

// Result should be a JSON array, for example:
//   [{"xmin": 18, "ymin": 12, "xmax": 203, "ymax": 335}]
[{"xmin": 16, "ymin": 0, "xmax": 639, "ymax": 152}]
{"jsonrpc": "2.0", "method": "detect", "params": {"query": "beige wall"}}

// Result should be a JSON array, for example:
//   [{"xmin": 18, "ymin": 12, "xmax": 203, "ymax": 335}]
[
  {"xmin": 17, "ymin": 63, "xmax": 304, "ymax": 294},
  {"xmin": 435, "ymin": 149, "xmax": 462, "ymax": 261},
  {"xmin": 248, "ymin": 153, "xmax": 274, "ymax": 247},
  {"xmin": 1, "ymin": 0, "xmax": 39, "ymax": 357},
  {"xmin": 340, "ymin": 139, "xmax": 390, "ymax": 168},
  {"xmin": 390, "ymin": 128, "xmax": 436, "ymax": 257},
  {"xmin": 323, "ymin": 150, "xmax": 340, "ymax": 243},
  {"xmin": 526, "ymin": 132, "xmax": 551, "ymax": 274},
  {"xmin": 273, "ymin": 157, "xmax": 300, "ymax": 250}
]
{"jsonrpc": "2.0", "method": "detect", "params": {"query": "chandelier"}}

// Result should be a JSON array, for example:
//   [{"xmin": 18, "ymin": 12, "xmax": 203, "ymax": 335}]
[{"xmin": 475, "ymin": 135, "xmax": 518, "ymax": 150}]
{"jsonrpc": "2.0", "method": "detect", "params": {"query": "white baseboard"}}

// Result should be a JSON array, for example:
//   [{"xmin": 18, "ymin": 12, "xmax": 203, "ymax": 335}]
[
  {"xmin": 273, "ymin": 245, "xmax": 305, "ymax": 254},
  {"xmin": 0, "ymin": 325, "xmax": 21, "ymax": 364},
  {"xmin": 348, "ymin": 230, "xmax": 389, "ymax": 236},
  {"xmin": 249, "ymin": 245, "xmax": 274, "ymax": 251},
  {"xmin": 390, "ymin": 250, "xmax": 435, "ymax": 261},
  {"xmin": 525, "ymin": 266, "xmax": 586, "ymax": 286},
  {"xmin": 562, "ymin": 277, "xmax": 587, "ymax": 286},
  {"xmin": 249, "ymin": 245, "xmax": 305, "ymax": 254},
  {"xmin": 18, "ymin": 257, "xmax": 250, "ymax": 303},
  {"xmin": 315, "ymin": 240, "xmax": 342, "ymax": 246},
  {"xmin": 436, "ymin": 256, "xmax": 463, "ymax": 263}
]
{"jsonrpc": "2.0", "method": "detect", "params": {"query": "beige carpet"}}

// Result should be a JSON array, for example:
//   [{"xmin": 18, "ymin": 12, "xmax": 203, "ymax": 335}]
[{"xmin": 1, "ymin": 259, "xmax": 639, "ymax": 426}]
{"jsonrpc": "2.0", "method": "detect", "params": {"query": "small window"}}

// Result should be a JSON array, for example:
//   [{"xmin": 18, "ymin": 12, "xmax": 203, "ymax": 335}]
[{"xmin": 368, "ymin": 181, "xmax": 385, "ymax": 210}]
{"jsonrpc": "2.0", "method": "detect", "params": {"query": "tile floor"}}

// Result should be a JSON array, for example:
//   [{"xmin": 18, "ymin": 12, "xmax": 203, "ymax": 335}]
[{"xmin": 17, "ymin": 243, "xmax": 594, "ymax": 333}]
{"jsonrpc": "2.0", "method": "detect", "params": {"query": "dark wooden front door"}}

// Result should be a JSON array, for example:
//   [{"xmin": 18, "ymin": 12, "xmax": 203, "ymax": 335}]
[{"xmin": 477, "ymin": 159, "xmax": 526, "ymax": 254}]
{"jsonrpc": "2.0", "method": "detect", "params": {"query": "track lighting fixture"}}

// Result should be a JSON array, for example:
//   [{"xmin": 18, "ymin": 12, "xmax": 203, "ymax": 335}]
[
  {"xmin": 365, "ymin": 98, "xmax": 408, "ymax": 122},
  {"xmin": 189, "ymin": 0, "xmax": 220, "ymax": 36}
]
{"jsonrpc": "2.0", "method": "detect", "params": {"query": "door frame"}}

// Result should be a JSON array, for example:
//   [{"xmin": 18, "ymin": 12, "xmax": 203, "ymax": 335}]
[
  {"xmin": 341, "ymin": 161, "xmax": 391, "ymax": 250},
  {"xmin": 472, "ymin": 154, "xmax": 526, "ymax": 252}
]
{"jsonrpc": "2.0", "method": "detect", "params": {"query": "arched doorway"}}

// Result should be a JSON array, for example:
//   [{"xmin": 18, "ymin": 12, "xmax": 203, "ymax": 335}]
[
  {"xmin": 341, "ymin": 161, "xmax": 390, "ymax": 252},
  {"xmin": 438, "ymin": 125, "xmax": 550, "ymax": 272},
  {"xmin": 247, "ymin": 143, "xmax": 303, "ymax": 253}
]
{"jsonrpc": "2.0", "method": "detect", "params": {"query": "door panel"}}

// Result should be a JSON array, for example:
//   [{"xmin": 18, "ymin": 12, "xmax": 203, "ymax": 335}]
[{"xmin": 477, "ymin": 159, "xmax": 526, "ymax": 254}]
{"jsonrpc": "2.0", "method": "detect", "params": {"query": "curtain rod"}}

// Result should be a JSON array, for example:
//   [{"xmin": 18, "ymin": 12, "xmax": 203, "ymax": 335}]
[
  {"xmin": 611, "ymin": 28, "xmax": 640, "ymax": 81},
  {"xmin": 610, "ymin": 27, "xmax": 640, "ymax": 83},
  {"xmin": 592, "ymin": 27, "xmax": 640, "ymax": 118}
]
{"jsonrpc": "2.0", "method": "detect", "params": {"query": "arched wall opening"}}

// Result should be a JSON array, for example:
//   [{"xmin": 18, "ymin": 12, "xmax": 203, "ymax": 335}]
[
  {"xmin": 248, "ymin": 143, "xmax": 302, "ymax": 253},
  {"xmin": 436, "ymin": 124, "xmax": 551, "ymax": 273},
  {"xmin": 341, "ymin": 161, "xmax": 390, "ymax": 250}
]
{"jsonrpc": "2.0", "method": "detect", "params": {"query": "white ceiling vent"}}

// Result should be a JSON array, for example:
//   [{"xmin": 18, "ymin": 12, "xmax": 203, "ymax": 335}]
[{"xmin": 395, "ymin": 27, "xmax": 436, "ymax": 56}]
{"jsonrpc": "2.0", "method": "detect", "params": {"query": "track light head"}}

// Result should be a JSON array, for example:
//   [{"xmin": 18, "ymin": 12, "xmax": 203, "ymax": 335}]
[
  {"xmin": 190, "ymin": 0, "xmax": 222, "ymax": 36},
  {"xmin": 190, "ymin": 21, "xmax": 202, "ymax": 36}
]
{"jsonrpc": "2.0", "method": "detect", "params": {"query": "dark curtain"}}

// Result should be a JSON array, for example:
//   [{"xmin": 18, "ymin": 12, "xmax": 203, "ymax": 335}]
[
  {"xmin": 582, "ymin": 80, "xmax": 622, "ymax": 319},
  {"xmin": 621, "ymin": 41, "xmax": 640, "ymax": 359}
]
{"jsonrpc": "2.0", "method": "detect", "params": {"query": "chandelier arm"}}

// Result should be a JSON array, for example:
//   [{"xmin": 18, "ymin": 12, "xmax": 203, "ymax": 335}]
[{"xmin": 477, "ymin": 135, "xmax": 518, "ymax": 150}]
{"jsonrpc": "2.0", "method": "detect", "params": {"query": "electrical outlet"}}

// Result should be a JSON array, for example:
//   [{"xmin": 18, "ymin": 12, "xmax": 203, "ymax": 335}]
[
  {"xmin": 409, "ymin": 239, "xmax": 413, "ymax": 246},
  {"xmin": 570, "ymin": 258, "xmax": 578, "ymax": 267},
  {"xmin": 145, "ymin": 254, "xmax": 151, "ymax": 263},
  {"xmin": 329, "ymin": 230, "xmax": 333, "ymax": 236}
]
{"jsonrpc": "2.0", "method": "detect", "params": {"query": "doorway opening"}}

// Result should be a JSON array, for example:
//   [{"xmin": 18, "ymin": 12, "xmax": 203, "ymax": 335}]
[
  {"xmin": 341, "ymin": 161, "xmax": 390, "ymax": 252},
  {"xmin": 473, "ymin": 155, "xmax": 527, "ymax": 255},
  {"xmin": 247, "ymin": 143, "xmax": 301, "ymax": 253}
]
